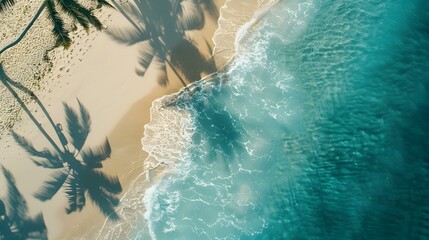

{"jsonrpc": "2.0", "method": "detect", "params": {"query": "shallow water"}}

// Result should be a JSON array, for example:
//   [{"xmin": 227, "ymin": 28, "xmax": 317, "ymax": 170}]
[{"xmin": 140, "ymin": 0, "xmax": 429, "ymax": 239}]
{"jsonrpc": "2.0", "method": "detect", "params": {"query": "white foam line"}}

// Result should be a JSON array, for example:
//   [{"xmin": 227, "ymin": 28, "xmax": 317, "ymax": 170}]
[
  {"xmin": 96, "ymin": 1, "xmax": 281, "ymax": 239},
  {"xmin": 212, "ymin": 0, "xmax": 280, "ymax": 69}
]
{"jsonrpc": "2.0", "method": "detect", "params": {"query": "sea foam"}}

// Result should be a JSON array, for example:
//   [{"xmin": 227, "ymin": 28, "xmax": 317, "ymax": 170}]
[
  {"xmin": 101, "ymin": 0, "xmax": 429, "ymax": 239},
  {"xmin": 94, "ymin": 1, "xmax": 277, "ymax": 239}
]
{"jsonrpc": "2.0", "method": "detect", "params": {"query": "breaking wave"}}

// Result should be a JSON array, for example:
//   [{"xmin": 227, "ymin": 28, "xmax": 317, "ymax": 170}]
[{"xmin": 101, "ymin": 0, "xmax": 429, "ymax": 239}]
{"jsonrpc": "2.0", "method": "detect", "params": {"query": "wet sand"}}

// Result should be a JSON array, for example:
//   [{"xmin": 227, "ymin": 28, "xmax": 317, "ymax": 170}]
[{"xmin": 0, "ymin": 0, "xmax": 270, "ymax": 238}]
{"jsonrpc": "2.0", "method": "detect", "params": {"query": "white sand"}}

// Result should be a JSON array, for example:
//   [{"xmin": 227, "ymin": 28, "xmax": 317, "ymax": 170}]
[
  {"xmin": 0, "ymin": 0, "xmax": 275, "ymax": 238},
  {"xmin": 1, "ymin": 2, "xmax": 164, "ymax": 238}
]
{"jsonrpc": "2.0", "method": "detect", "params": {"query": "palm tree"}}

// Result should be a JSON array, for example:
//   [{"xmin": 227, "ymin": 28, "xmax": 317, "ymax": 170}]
[
  {"xmin": 108, "ymin": 0, "xmax": 217, "ymax": 87},
  {"xmin": 11, "ymin": 101, "xmax": 122, "ymax": 219},
  {"xmin": 0, "ymin": 0, "xmax": 14, "ymax": 12},
  {"xmin": 0, "ymin": 166, "xmax": 48, "ymax": 239},
  {"xmin": 0, "ymin": 0, "xmax": 112, "ymax": 55}
]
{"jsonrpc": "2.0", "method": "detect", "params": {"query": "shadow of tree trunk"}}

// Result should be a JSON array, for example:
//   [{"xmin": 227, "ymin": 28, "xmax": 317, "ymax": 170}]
[
  {"xmin": 0, "ymin": 2, "xmax": 46, "ymax": 55},
  {"xmin": 4, "ymin": 73, "xmax": 58, "ymax": 139},
  {"xmin": 109, "ymin": 0, "xmax": 217, "ymax": 87},
  {"xmin": 0, "ymin": 64, "xmax": 62, "ymax": 154},
  {"xmin": 1, "ymin": 64, "xmax": 122, "ymax": 219}
]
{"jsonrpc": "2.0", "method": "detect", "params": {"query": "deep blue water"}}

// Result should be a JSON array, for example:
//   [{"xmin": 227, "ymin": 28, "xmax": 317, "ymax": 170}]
[{"xmin": 141, "ymin": 0, "xmax": 429, "ymax": 239}]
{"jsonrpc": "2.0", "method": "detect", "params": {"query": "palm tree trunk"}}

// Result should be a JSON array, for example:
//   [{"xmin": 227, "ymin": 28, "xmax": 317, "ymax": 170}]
[
  {"xmin": 165, "ymin": 57, "xmax": 187, "ymax": 87},
  {"xmin": 0, "ymin": 78, "xmax": 62, "ymax": 154},
  {"xmin": 0, "ymin": 1, "xmax": 46, "ymax": 55}
]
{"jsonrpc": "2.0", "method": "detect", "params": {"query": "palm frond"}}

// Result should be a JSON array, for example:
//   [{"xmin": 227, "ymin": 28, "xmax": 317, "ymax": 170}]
[
  {"xmin": 22, "ymin": 213, "xmax": 47, "ymax": 236},
  {"xmin": 80, "ymin": 8, "xmax": 103, "ymax": 30},
  {"xmin": 106, "ymin": 26, "xmax": 149, "ymax": 46},
  {"xmin": 46, "ymin": 0, "xmax": 72, "ymax": 48},
  {"xmin": 0, "ymin": 201, "xmax": 16, "ymax": 239},
  {"xmin": 94, "ymin": 0, "xmax": 114, "ymax": 8},
  {"xmin": 154, "ymin": 54, "xmax": 168, "ymax": 86},
  {"xmin": 57, "ymin": 0, "xmax": 91, "ymax": 30},
  {"xmin": 57, "ymin": 0, "xmax": 103, "ymax": 30},
  {"xmin": 87, "ymin": 187, "xmax": 120, "ymax": 220},
  {"xmin": 91, "ymin": 169, "xmax": 122, "ymax": 194},
  {"xmin": 1, "ymin": 166, "xmax": 28, "ymax": 225},
  {"xmin": 64, "ymin": 173, "xmax": 85, "ymax": 214},
  {"xmin": 77, "ymin": 99, "xmax": 91, "ymax": 134},
  {"xmin": 1, "ymin": 166, "xmax": 47, "ymax": 238},
  {"xmin": 135, "ymin": 41, "xmax": 156, "ymax": 76},
  {"xmin": 113, "ymin": 0, "xmax": 145, "ymax": 30},
  {"xmin": 31, "ymin": 157, "xmax": 63, "ymax": 169},
  {"xmin": 177, "ymin": 0, "xmax": 205, "ymax": 31},
  {"xmin": 127, "ymin": 0, "xmax": 148, "ymax": 22},
  {"xmin": 63, "ymin": 102, "xmax": 90, "ymax": 152},
  {"xmin": 81, "ymin": 138, "xmax": 111, "ymax": 168},
  {"xmin": 0, "ymin": 0, "xmax": 14, "ymax": 12},
  {"xmin": 170, "ymin": 39, "xmax": 206, "ymax": 82},
  {"xmin": 0, "ymin": 199, "xmax": 6, "ymax": 215},
  {"xmin": 11, "ymin": 130, "xmax": 42, "ymax": 155},
  {"xmin": 63, "ymin": 102, "xmax": 80, "ymax": 141},
  {"xmin": 34, "ymin": 169, "xmax": 69, "ymax": 201},
  {"xmin": 11, "ymin": 131, "xmax": 63, "ymax": 168},
  {"xmin": 201, "ymin": 0, "xmax": 219, "ymax": 19}
]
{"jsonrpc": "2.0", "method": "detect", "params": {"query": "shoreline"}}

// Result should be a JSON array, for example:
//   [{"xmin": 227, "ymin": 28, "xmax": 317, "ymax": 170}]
[
  {"xmin": 60, "ymin": 0, "xmax": 280, "ymax": 238},
  {"xmin": 58, "ymin": 0, "xmax": 226, "ymax": 238},
  {"xmin": 213, "ymin": 0, "xmax": 278, "ymax": 66},
  {"xmin": 133, "ymin": 0, "xmax": 280, "ymax": 239},
  {"xmin": 0, "ymin": 0, "xmax": 277, "ymax": 239}
]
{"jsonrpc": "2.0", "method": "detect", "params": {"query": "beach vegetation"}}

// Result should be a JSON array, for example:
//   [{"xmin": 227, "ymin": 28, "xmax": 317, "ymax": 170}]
[
  {"xmin": 108, "ymin": 0, "xmax": 217, "ymax": 87},
  {"xmin": 0, "ymin": 0, "xmax": 14, "ymax": 12},
  {"xmin": 0, "ymin": 0, "xmax": 112, "ymax": 55},
  {"xmin": 0, "ymin": 166, "xmax": 48, "ymax": 240}
]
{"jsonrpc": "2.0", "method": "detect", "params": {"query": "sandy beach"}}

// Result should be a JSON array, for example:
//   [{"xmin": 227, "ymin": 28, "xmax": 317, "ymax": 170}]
[
  {"xmin": 2, "ymin": 0, "xmax": 427, "ymax": 239},
  {"xmin": 0, "ymin": 0, "xmax": 271, "ymax": 239}
]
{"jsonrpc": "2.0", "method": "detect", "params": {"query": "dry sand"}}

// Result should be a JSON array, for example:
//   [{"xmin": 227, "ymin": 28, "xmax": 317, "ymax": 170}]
[{"xmin": 0, "ymin": 0, "xmax": 275, "ymax": 239}]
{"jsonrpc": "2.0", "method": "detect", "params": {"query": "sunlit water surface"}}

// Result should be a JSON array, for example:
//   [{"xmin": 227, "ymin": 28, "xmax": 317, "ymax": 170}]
[{"xmin": 136, "ymin": 0, "xmax": 429, "ymax": 239}]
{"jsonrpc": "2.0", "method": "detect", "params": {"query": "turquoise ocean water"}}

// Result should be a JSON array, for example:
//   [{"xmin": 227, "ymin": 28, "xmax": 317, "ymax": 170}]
[{"xmin": 140, "ymin": 0, "xmax": 429, "ymax": 239}]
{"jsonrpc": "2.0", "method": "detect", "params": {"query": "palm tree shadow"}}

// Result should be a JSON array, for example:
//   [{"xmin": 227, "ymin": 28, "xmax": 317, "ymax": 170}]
[
  {"xmin": 108, "ymin": 0, "xmax": 217, "ymax": 86},
  {"xmin": 170, "ymin": 38, "xmax": 217, "ymax": 82},
  {"xmin": 1, "ymin": 0, "xmax": 113, "ymax": 55},
  {"xmin": 195, "ymin": 99, "xmax": 245, "ymax": 163},
  {"xmin": 201, "ymin": 0, "xmax": 219, "ymax": 20},
  {"xmin": 1, "ymin": 64, "xmax": 122, "ymax": 220},
  {"xmin": 11, "ymin": 101, "xmax": 123, "ymax": 220},
  {"xmin": 174, "ymin": 78, "xmax": 245, "ymax": 167},
  {"xmin": 0, "ymin": 0, "xmax": 15, "ymax": 12},
  {"xmin": 0, "ymin": 63, "xmax": 63, "ymax": 154},
  {"xmin": 0, "ymin": 166, "xmax": 47, "ymax": 240}
]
